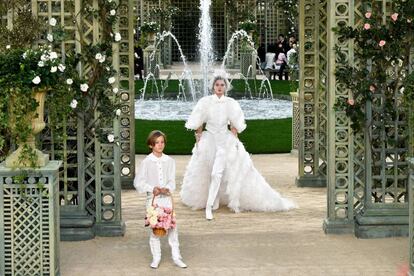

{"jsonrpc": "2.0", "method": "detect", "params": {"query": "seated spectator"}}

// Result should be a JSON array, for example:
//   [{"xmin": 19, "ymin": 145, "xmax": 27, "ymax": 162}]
[{"xmin": 275, "ymin": 43, "xmax": 288, "ymax": 80}]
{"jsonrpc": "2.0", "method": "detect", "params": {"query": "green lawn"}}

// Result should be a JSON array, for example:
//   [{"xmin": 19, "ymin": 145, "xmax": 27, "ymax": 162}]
[
  {"xmin": 135, "ymin": 118, "xmax": 292, "ymax": 155},
  {"xmin": 121, "ymin": 79, "xmax": 297, "ymax": 98}
]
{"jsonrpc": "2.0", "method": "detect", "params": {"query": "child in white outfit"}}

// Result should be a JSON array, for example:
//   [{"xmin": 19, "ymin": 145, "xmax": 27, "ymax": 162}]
[{"xmin": 134, "ymin": 130, "xmax": 187, "ymax": 269}]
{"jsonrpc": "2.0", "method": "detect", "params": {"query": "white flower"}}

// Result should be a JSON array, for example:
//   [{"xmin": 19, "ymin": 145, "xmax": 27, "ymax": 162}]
[
  {"xmin": 115, "ymin": 109, "xmax": 121, "ymax": 116},
  {"xmin": 70, "ymin": 99, "xmax": 78, "ymax": 109},
  {"xmin": 58, "ymin": 64, "xmax": 66, "ymax": 72},
  {"xmin": 108, "ymin": 0, "xmax": 112, "ymax": 2},
  {"xmin": 32, "ymin": 76, "xmax": 41, "ymax": 84},
  {"xmin": 80, "ymin": 83, "xmax": 89, "ymax": 92},
  {"xmin": 40, "ymin": 54, "xmax": 49, "ymax": 61},
  {"xmin": 106, "ymin": 67, "xmax": 111, "ymax": 71},
  {"xmin": 6, "ymin": 45, "xmax": 10, "ymax": 49},
  {"xmin": 114, "ymin": 32, "xmax": 122, "ymax": 42},
  {"xmin": 99, "ymin": 55, "xmax": 106, "ymax": 63},
  {"xmin": 49, "ymin": 52, "xmax": 58, "ymax": 60},
  {"xmin": 50, "ymin": 66, "xmax": 57, "ymax": 73},
  {"xmin": 66, "ymin": 78, "xmax": 73, "ymax": 85},
  {"xmin": 133, "ymin": 29, "xmax": 136, "ymax": 34},
  {"xmin": 108, "ymin": 77, "xmax": 116, "ymax": 84},
  {"xmin": 110, "ymin": 9, "xmax": 116, "ymax": 16},
  {"xmin": 107, "ymin": 134, "xmax": 115, "ymax": 143},
  {"xmin": 47, "ymin": 33, "xmax": 54, "ymax": 42},
  {"xmin": 400, "ymin": 87, "xmax": 405, "ymax": 94},
  {"xmin": 38, "ymin": 61, "xmax": 45, "ymax": 67},
  {"xmin": 95, "ymin": 53, "xmax": 103, "ymax": 60},
  {"xmin": 112, "ymin": 87, "xmax": 119, "ymax": 94},
  {"xmin": 49, "ymin": 18, "xmax": 57, "ymax": 26}
]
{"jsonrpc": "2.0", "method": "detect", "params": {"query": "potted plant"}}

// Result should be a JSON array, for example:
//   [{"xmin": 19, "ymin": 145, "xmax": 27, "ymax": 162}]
[
  {"xmin": 140, "ymin": 21, "xmax": 160, "ymax": 43},
  {"xmin": 0, "ymin": 46, "xmax": 77, "ymax": 167}
]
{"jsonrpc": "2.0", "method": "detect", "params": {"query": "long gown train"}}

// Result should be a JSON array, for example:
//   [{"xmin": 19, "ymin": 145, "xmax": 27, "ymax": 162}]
[{"xmin": 180, "ymin": 130, "xmax": 296, "ymax": 212}]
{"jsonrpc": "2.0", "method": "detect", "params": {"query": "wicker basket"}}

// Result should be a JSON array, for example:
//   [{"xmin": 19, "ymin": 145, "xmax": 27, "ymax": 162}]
[
  {"xmin": 150, "ymin": 193, "xmax": 174, "ymax": 237},
  {"xmin": 152, "ymin": 227, "xmax": 167, "ymax": 237}
]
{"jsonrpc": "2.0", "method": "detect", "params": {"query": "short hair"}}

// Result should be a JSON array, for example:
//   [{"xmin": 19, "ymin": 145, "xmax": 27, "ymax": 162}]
[
  {"xmin": 146, "ymin": 130, "xmax": 167, "ymax": 147},
  {"xmin": 210, "ymin": 70, "xmax": 232, "ymax": 93}
]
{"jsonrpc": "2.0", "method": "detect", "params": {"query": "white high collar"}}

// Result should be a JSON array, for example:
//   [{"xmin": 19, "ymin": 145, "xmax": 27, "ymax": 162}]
[{"xmin": 148, "ymin": 152, "xmax": 168, "ymax": 162}]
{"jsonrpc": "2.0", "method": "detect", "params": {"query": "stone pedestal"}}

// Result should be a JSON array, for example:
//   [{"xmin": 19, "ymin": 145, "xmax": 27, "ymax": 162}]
[{"xmin": 0, "ymin": 161, "xmax": 61, "ymax": 276}]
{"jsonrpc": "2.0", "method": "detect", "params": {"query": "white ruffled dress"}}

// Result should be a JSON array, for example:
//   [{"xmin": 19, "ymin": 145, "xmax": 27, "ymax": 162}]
[{"xmin": 180, "ymin": 95, "xmax": 296, "ymax": 212}]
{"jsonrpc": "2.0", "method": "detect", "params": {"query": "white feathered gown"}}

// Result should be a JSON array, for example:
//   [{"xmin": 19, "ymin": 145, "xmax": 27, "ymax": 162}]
[{"xmin": 180, "ymin": 95, "xmax": 296, "ymax": 212}]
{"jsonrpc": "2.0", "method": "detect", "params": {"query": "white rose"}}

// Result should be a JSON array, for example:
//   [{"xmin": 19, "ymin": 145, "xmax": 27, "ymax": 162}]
[
  {"xmin": 115, "ymin": 109, "xmax": 121, "ymax": 116},
  {"xmin": 58, "ymin": 64, "xmax": 66, "ymax": 72},
  {"xmin": 112, "ymin": 87, "xmax": 119, "ymax": 94},
  {"xmin": 108, "ymin": 0, "xmax": 112, "ymax": 2},
  {"xmin": 108, "ymin": 77, "xmax": 116, "ymax": 84},
  {"xmin": 49, "ymin": 51, "xmax": 58, "ymax": 60},
  {"xmin": 107, "ymin": 134, "xmax": 115, "ymax": 143},
  {"xmin": 32, "ymin": 76, "xmax": 41, "ymax": 84},
  {"xmin": 80, "ymin": 83, "xmax": 89, "ymax": 92},
  {"xmin": 22, "ymin": 52, "xmax": 27, "ymax": 59},
  {"xmin": 99, "ymin": 55, "xmax": 106, "ymax": 63},
  {"xmin": 6, "ymin": 45, "xmax": 10, "ymax": 49},
  {"xmin": 49, "ymin": 18, "xmax": 57, "ymax": 26},
  {"xmin": 41, "ymin": 54, "xmax": 49, "ymax": 61},
  {"xmin": 50, "ymin": 66, "xmax": 57, "ymax": 73},
  {"xmin": 106, "ymin": 67, "xmax": 111, "ymax": 71},
  {"xmin": 70, "ymin": 99, "xmax": 78, "ymax": 109},
  {"xmin": 47, "ymin": 33, "xmax": 54, "ymax": 42},
  {"xmin": 110, "ymin": 9, "xmax": 116, "ymax": 16},
  {"xmin": 38, "ymin": 61, "xmax": 45, "ymax": 67},
  {"xmin": 114, "ymin": 32, "xmax": 122, "ymax": 42},
  {"xmin": 95, "ymin": 53, "xmax": 102, "ymax": 60},
  {"xmin": 66, "ymin": 78, "xmax": 73, "ymax": 85}
]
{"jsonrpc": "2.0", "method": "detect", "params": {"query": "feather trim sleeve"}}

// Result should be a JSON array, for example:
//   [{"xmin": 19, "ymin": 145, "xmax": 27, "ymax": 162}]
[
  {"xmin": 185, "ymin": 96, "xmax": 208, "ymax": 130},
  {"xmin": 228, "ymin": 98, "xmax": 247, "ymax": 133}
]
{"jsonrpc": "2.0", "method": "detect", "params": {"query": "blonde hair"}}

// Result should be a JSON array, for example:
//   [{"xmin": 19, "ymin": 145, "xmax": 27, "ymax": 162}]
[{"xmin": 146, "ymin": 130, "xmax": 167, "ymax": 148}]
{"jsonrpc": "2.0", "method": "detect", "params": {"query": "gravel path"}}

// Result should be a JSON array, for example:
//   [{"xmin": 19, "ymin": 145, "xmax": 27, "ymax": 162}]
[{"xmin": 60, "ymin": 154, "xmax": 408, "ymax": 276}]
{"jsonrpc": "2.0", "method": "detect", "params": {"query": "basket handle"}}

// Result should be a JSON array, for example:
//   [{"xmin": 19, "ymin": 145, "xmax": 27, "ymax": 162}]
[{"xmin": 151, "ymin": 192, "xmax": 174, "ymax": 211}]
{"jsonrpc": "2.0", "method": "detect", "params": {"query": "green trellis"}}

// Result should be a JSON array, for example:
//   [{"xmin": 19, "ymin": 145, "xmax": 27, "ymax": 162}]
[
  {"xmin": 0, "ymin": 0, "xmax": 136, "ymax": 240},
  {"xmin": 297, "ymin": 0, "xmax": 410, "ymax": 245}
]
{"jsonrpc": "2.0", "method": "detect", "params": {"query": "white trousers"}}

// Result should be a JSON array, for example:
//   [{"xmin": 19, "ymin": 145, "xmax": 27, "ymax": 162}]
[
  {"xmin": 146, "ymin": 193, "xmax": 182, "ymax": 261},
  {"xmin": 206, "ymin": 134, "xmax": 227, "ymax": 209}
]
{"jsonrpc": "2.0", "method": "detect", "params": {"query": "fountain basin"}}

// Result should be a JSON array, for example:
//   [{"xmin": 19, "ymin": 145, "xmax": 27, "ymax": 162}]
[{"xmin": 135, "ymin": 99, "xmax": 292, "ymax": 120}]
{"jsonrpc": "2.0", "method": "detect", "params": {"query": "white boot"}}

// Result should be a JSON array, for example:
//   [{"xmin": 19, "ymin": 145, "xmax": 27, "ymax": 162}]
[
  {"xmin": 149, "ymin": 235, "xmax": 161, "ymax": 269},
  {"xmin": 171, "ymin": 246, "xmax": 187, "ymax": 268},
  {"xmin": 205, "ymin": 205, "xmax": 213, "ymax": 220}
]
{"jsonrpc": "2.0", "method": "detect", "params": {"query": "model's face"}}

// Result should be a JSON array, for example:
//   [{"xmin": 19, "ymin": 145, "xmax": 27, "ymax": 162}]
[
  {"xmin": 151, "ymin": 136, "xmax": 165, "ymax": 155},
  {"xmin": 213, "ymin": 80, "xmax": 226, "ymax": 97}
]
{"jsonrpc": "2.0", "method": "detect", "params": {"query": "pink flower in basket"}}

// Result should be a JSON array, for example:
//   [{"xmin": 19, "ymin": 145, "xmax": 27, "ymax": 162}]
[{"xmin": 145, "ymin": 204, "xmax": 176, "ymax": 231}]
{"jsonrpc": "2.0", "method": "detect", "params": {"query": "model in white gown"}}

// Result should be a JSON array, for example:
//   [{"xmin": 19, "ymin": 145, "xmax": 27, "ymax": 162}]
[{"xmin": 180, "ymin": 73, "xmax": 296, "ymax": 219}]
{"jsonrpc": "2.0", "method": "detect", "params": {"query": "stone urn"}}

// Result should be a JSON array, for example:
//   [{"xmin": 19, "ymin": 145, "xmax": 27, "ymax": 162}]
[{"xmin": 5, "ymin": 89, "xmax": 49, "ymax": 168}]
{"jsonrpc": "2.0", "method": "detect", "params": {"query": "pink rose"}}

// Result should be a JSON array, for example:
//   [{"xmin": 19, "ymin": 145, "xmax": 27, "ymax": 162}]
[
  {"xmin": 391, "ymin": 13, "xmax": 398, "ymax": 22},
  {"xmin": 365, "ymin": 12, "xmax": 372, "ymax": 19},
  {"xmin": 363, "ymin": 23, "xmax": 371, "ymax": 30},
  {"xmin": 347, "ymin": 99, "xmax": 355, "ymax": 105},
  {"xmin": 379, "ymin": 40, "xmax": 386, "ymax": 47}
]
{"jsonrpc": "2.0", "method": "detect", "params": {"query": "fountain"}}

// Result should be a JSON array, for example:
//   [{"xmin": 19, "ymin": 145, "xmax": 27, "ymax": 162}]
[{"xmin": 136, "ymin": 0, "xmax": 293, "ymax": 121}]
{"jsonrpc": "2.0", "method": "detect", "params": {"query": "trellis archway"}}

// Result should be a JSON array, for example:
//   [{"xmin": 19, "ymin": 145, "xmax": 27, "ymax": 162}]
[
  {"xmin": 297, "ymin": 0, "xmax": 413, "ymax": 272},
  {"xmin": 1, "ymin": 0, "xmax": 137, "ymax": 240}
]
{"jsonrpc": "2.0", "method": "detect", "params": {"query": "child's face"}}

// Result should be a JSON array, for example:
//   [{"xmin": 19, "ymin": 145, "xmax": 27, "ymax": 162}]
[{"xmin": 151, "ymin": 136, "xmax": 165, "ymax": 155}]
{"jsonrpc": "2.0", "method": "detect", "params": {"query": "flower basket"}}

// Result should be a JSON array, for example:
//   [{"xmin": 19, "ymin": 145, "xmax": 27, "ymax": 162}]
[{"xmin": 145, "ymin": 193, "xmax": 176, "ymax": 237}]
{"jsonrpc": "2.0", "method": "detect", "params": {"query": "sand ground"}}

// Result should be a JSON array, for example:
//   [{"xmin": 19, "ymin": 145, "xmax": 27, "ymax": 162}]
[{"xmin": 60, "ymin": 154, "xmax": 408, "ymax": 276}]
